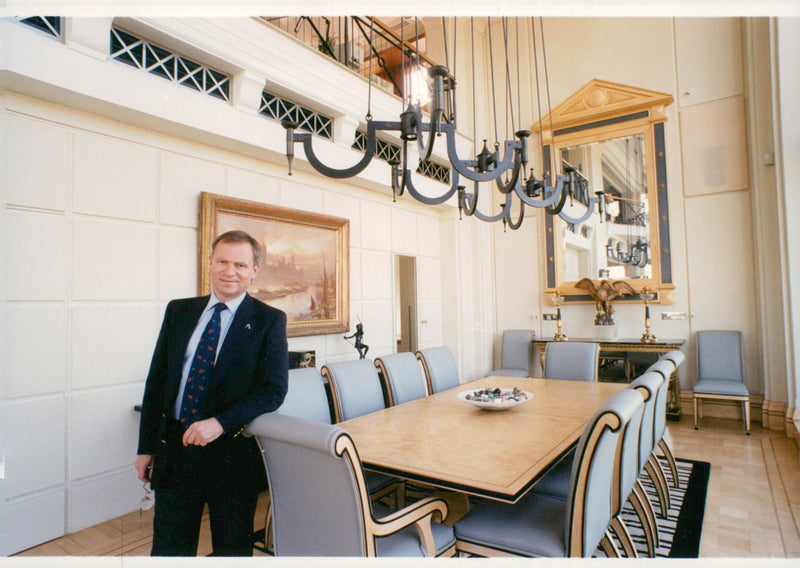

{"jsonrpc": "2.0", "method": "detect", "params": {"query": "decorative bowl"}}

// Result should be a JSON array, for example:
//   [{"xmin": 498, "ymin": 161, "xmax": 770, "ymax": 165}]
[{"xmin": 457, "ymin": 387, "xmax": 533, "ymax": 411}]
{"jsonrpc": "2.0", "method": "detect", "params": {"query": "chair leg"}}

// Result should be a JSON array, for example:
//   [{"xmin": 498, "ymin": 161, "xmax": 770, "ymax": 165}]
[
  {"xmin": 632, "ymin": 480, "xmax": 659, "ymax": 555},
  {"xmin": 657, "ymin": 438, "xmax": 680, "ymax": 488},
  {"xmin": 693, "ymin": 396, "xmax": 699, "ymax": 429},
  {"xmin": 652, "ymin": 451, "xmax": 676, "ymax": 499},
  {"xmin": 644, "ymin": 456, "xmax": 670, "ymax": 517},
  {"xmin": 610, "ymin": 516, "xmax": 638, "ymax": 558},
  {"xmin": 599, "ymin": 530, "xmax": 623, "ymax": 558},
  {"xmin": 744, "ymin": 398, "xmax": 751, "ymax": 435}
]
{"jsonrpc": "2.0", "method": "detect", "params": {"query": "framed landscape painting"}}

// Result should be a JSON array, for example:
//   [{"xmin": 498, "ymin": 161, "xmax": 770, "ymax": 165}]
[{"xmin": 199, "ymin": 192, "xmax": 349, "ymax": 337}]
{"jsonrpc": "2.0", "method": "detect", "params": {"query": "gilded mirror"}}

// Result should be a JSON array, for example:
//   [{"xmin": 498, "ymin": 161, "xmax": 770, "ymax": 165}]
[{"xmin": 534, "ymin": 79, "xmax": 675, "ymax": 304}]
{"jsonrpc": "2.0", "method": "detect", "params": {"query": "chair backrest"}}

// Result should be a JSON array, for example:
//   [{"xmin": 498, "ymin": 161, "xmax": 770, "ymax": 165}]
[
  {"xmin": 629, "ymin": 372, "xmax": 663, "ymax": 474},
  {"xmin": 544, "ymin": 341, "xmax": 600, "ymax": 382},
  {"xmin": 662, "ymin": 349, "xmax": 685, "ymax": 370},
  {"xmin": 375, "ymin": 352, "xmax": 428, "ymax": 406},
  {"xmin": 613, "ymin": 382, "xmax": 647, "ymax": 516},
  {"xmin": 564, "ymin": 388, "xmax": 644, "ymax": 557},
  {"xmin": 500, "ymin": 329, "xmax": 534, "ymax": 372},
  {"xmin": 416, "ymin": 346, "xmax": 460, "ymax": 394},
  {"xmin": 247, "ymin": 413, "xmax": 373, "ymax": 556},
  {"xmin": 697, "ymin": 330, "xmax": 744, "ymax": 382},
  {"xmin": 646, "ymin": 360, "xmax": 673, "ymax": 443},
  {"xmin": 276, "ymin": 367, "xmax": 332, "ymax": 424},
  {"xmin": 321, "ymin": 360, "xmax": 386, "ymax": 422}
]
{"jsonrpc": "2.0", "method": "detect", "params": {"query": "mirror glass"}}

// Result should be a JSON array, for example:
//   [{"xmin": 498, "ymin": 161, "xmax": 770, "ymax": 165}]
[{"xmin": 557, "ymin": 132, "xmax": 652, "ymax": 283}]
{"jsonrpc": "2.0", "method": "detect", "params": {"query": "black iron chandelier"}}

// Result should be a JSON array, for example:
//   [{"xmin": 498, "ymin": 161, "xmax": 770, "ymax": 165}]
[{"xmin": 281, "ymin": 17, "xmax": 600, "ymax": 231}]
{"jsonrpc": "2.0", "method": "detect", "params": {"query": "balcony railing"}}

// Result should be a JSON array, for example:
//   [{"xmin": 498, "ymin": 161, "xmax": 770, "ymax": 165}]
[{"xmin": 260, "ymin": 16, "xmax": 453, "ymax": 111}]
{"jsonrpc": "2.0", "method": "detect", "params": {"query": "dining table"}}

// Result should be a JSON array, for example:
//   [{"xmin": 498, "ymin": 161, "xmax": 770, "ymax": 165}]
[{"xmin": 340, "ymin": 376, "xmax": 628, "ymax": 504}]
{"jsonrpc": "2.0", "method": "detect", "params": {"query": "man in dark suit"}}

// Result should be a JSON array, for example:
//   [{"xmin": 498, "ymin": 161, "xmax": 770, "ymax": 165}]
[{"xmin": 135, "ymin": 230, "xmax": 288, "ymax": 556}]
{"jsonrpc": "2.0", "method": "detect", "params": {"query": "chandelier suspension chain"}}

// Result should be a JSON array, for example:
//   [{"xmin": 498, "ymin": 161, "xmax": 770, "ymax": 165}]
[
  {"xmin": 530, "ymin": 17, "xmax": 545, "ymax": 176},
  {"xmin": 502, "ymin": 17, "xmax": 516, "ymax": 138},
  {"xmin": 366, "ymin": 16, "xmax": 374, "ymax": 121},
  {"xmin": 487, "ymin": 17, "xmax": 500, "ymax": 147}
]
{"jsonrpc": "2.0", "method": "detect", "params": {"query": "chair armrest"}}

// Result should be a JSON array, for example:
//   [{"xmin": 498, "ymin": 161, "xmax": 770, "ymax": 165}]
[{"xmin": 370, "ymin": 496, "xmax": 449, "ymax": 556}]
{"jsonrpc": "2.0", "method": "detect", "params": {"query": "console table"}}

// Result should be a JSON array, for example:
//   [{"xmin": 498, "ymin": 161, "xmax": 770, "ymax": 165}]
[{"xmin": 532, "ymin": 337, "xmax": 685, "ymax": 420}]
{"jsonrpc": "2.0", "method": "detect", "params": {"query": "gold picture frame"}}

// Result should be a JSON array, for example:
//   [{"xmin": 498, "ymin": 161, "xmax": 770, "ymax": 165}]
[{"xmin": 199, "ymin": 192, "xmax": 350, "ymax": 337}]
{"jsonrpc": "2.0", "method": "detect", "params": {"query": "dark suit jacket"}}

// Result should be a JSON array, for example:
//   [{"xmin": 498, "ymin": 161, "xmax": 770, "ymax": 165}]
[{"xmin": 137, "ymin": 293, "xmax": 289, "ymax": 491}]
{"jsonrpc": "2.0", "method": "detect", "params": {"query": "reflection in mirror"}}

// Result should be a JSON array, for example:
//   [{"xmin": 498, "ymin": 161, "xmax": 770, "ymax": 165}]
[{"xmin": 558, "ymin": 133, "xmax": 651, "ymax": 283}]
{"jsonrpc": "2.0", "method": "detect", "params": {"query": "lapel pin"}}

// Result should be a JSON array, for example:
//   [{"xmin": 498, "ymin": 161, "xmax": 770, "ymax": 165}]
[{"xmin": 245, "ymin": 323, "xmax": 252, "ymax": 330}]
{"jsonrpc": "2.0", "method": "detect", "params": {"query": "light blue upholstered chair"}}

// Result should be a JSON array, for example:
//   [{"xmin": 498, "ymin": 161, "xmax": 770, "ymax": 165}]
[
  {"xmin": 256, "ymin": 367, "xmax": 334, "ymax": 553},
  {"xmin": 415, "ymin": 346, "xmax": 460, "ymax": 395},
  {"xmin": 530, "ymin": 386, "xmax": 651, "ymax": 558},
  {"xmin": 276, "ymin": 367, "xmax": 333, "ymax": 423},
  {"xmin": 375, "ymin": 352, "xmax": 428, "ymax": 406},
  {"xmin": 607, "ymin": 380, "xmax": 648, "ymax": 558},
  {"xmin": 247, "ymin": 414, "xmax": 456, "ymax": 557},
  {"xmin": 453, "ymin": 388, "xmax": 644, "ymax": 558},
  {"xmin": 638, "ymin": 359, "xmax": 676, "ymax": 517},
  {"xmin": 662, "ymin": 350, "xmax": 685, "ymax": 369},
  {"xmin": 693, "ymin": 330, "xmax": 750, "ymax": 434},
  {"xmin": 544, "ymin": 341, "xmax": 600, "ymax": 382},
  {"xmin": 628, "ymin": 371, "xmax": 667, "ymax": 557},
  {"xmin": 321, "ymin": 359, "xmax": 404, "ymax": 507},
  {"xmin": 487, "ymin": 330, "xmax": 534, "ymax": 377},
  {"xmin": 322, "ymin": 359, "xmax": 387, "ymax": 422},
  {"xmin": 647, "ymin": 355, "xmax": 683, "ymax": 489}
]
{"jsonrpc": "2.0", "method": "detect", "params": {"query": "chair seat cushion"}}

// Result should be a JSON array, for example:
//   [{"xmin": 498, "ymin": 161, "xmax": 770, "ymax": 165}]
[
  {"xmin": 454, "ymin": 492, "xmax": 566, "ymax": 557},
  {"xmin": 488, "ymin": 368, "xmax": 530, "ymax": 378},
  {"xmin": 693, "ymin": 379, "xmax": 749, "ymax": 397},
  {"xmin": 372, "ymin": 502, "xmax": 456, "ymax": 557}
]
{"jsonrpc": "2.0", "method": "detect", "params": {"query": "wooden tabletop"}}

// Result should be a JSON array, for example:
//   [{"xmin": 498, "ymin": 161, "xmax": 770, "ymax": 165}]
[{"xmin": 340, "ymin": 376, "xmax": 627, "ymax": 503}]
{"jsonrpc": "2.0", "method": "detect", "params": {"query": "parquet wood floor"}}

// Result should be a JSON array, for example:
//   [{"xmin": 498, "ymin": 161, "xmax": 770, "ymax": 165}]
[{"xmin": 12, "ymin": 415, "xmax": 800, "ymax": 558}]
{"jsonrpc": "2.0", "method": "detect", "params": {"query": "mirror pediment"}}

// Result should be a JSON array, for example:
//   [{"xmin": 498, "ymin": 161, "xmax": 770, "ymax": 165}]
[
  {"xmin": 534, "ymin": 79, "xmax": 675, "ymax": 305},
  {"xmin": 535, "ymin": 79, "xmax": 674, "ymax": 138}
]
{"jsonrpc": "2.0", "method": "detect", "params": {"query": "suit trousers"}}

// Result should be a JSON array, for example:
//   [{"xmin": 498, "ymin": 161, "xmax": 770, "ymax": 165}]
[{"xmin": 151, "ymin": 419, "xmax": 259, "ymax": 556}]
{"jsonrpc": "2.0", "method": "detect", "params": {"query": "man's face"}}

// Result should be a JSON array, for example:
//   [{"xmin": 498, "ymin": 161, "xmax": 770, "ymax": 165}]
[{"xmin": 208, "ymin": 241, "xmax": 259, "ymax": 302}]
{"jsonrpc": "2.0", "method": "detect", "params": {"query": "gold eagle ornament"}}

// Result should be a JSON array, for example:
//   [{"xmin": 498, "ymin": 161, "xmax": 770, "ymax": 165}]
[{"xmin": 575, "ymin": 278, "xmax": 636, "ymax": 326}]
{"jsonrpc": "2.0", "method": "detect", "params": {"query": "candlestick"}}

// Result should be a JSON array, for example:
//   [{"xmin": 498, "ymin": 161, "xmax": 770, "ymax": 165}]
[
  {"xmin": 552, "ymin": 293, "xmax": 567, "ymax": 341},
  {"xmin": 640, "ymin": 287, "xmax": 656, "ymax": 343}
]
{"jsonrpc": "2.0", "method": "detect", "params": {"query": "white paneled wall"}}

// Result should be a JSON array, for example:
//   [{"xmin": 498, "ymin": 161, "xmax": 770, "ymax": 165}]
[{"xmin": 0, "ymin": 92, "xmax": 458, "ymax": 552}]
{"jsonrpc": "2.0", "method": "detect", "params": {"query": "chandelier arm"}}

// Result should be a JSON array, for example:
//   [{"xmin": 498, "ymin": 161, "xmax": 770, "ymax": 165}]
[
  {"xmin": 545, "ymin": 173, "xmax": 572, "ymax": 215},
  {"xmin": 442, "ymin": 124, "xmax": 517, "ymax": 182},
  {"xmin": 469, "ymin": 190, "xmax": 515, "ymax": 224},
  {"xmin": 401, "ymin": 165, "xmax": 461, "ymax": 205},
  {"xmin": 290, "ymin": 120, "xmax": 399, "ymax": 179},
  {"xmin": 458, "ymin": 181, "xmax": 480, "ymax": 216},
  {"xmin": 298, "ymin": 132, "xmax": 373, "ymax": 178},
  {"xmin": 555, "ymin": 196, "xmax": 599, "ymax": 225},
  {"xmin": 393, "ymin": 141, "xmax": 407, "ymax": 198},
  {"xmin": 505, "ymin": 195, "xmax": 525, "ymax": 230},
  {"xmin": 460, "ymin": 181, "xmax": 512, "ymax": 223},
  {"xmin": 494, "ymin": 156, "xmax": 523, "ymax": 194},
  {"xmin": 512, "ymin": 176, "xmax": 562, "ymax": 208}
]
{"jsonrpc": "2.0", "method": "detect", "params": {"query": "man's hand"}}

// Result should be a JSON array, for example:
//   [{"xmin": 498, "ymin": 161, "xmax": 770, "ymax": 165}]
[
  {"xmin": 135, "ymin": 454, "xmax": 154, "ymax": 482},
  {"xmin": 182, "ymin": 417, "xmax": 224, "ymax": 447}
]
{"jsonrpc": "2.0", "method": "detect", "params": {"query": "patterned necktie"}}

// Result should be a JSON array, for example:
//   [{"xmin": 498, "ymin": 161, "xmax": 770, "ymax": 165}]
[{"xmin": 179, "ymin": 303, "xmax": 227, "ymax": 426}]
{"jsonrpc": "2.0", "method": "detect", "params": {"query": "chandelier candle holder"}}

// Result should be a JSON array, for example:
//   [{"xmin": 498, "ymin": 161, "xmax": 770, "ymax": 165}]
[
  {"xmin": 552, "ymin": 292, "xmax": 567, "ymax": 341},
  {"xmin": 640, "ymin": 287, "xmax": 657, "ymax": 343}
]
